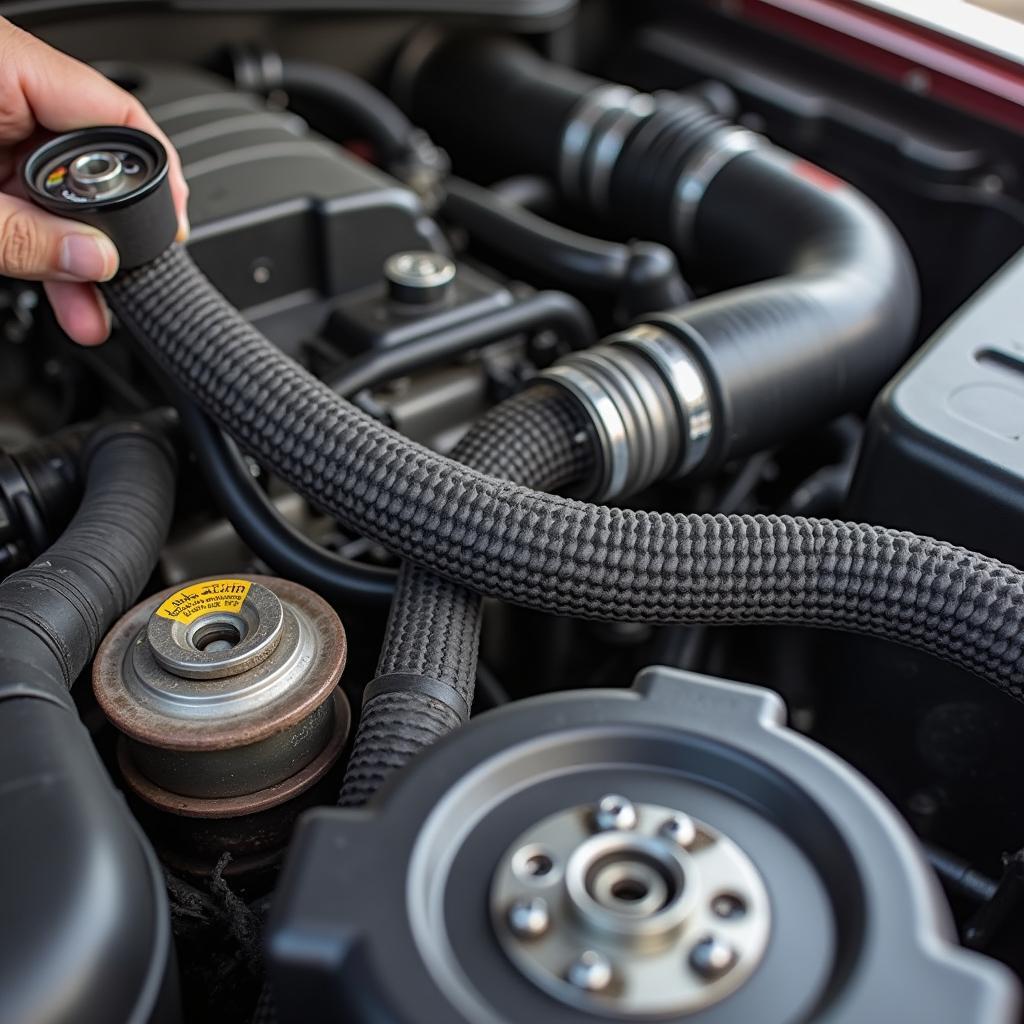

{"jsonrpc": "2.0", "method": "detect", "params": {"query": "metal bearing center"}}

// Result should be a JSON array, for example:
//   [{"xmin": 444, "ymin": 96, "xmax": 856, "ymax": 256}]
[
  {"xmin": 69, "ymin": 150, "xmax": 124, "ymax": 194},
  {"xmin": 566, "ymin": 831, "xmax": 695, "ymax": 944},
  {"xmin": 147, "ymin": 580, "xmax": 284, "ymax": 680},
  {"xmin": 492, "ymin": 795, "xmax": 771, "ymax": 1018}
]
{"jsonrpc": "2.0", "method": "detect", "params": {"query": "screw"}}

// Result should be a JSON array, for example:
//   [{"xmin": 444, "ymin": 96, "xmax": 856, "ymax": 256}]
[
  {"xmin": 566, "ymin": 949, "xmax": 614, "ymax": 992},
  {"xmin": 507, "ymin": 896, "xmax": 550, "ymax": 940},
  {"xmin": 689, "ymin": 935, "xmax": 738, "ymax": 980},
  {"xmin": 593, "ymin": 794, "xmax": 637, "ymax": 832},
  {"xmin": 659, "ymin": 814, "xmax": 697, "ymax": 848},
  {"xmin": 711, "ymin": 893, "xmax": 746, "ymax": 920}
]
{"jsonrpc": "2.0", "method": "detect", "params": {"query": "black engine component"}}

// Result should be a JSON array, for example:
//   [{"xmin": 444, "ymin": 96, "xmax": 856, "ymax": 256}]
[
  {"xmin": 850, "ymin": 247, "xmax": 1024, "ymax": 565},
  {"xmin": 118, "ymin": 63, "xmax": 443, "ymax": 347},
  {"xmin": 266, "ymin": 667, "xmax": 1018, "ymax": 1023}
]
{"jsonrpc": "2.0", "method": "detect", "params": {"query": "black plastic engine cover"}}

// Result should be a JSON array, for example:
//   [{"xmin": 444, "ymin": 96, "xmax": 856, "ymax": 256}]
[{"xmin": 108, "ymin": 62, "xmax": 440, "ymax": 350}]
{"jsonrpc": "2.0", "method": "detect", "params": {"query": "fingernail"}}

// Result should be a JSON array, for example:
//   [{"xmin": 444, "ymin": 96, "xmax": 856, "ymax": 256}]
[
  {"xmin": 176, "ymin": 211, "xmax": 190, "ymax": 244},
  {"xmin": 59, "ymin": 233, "xmax": 118, "ymax": 281},
  {"xmin": 98, "ymin": 292, "xmax": 113, "ymax": 335}
]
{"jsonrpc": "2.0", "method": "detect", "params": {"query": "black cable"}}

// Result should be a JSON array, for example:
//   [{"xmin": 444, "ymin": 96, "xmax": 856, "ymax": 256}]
[
  {"xmin": 232, "ymin": 50, "xmax": 416, "ymax": 165},
  {"xmin": 172, "ymin": 390, "xmax": 396, "ymax": 605}
]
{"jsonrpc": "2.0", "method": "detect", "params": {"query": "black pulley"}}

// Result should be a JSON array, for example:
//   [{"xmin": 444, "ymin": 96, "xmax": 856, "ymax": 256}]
[{"xmin": 23, "ymin": 125, "xmax": 177, "ymax": 269}]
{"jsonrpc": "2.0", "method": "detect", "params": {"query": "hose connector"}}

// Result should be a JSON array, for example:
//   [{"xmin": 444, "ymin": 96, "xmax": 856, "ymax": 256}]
[
  {"xmin": 539, "ymin": 324, "xmax": 713, "ymax": 502},
  {"xmin": 556, "ymin": 83, "xmax": 762, "ymax": 255}
]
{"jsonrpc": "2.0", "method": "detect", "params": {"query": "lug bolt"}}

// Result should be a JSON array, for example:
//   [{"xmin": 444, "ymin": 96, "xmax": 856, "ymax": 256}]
[
  {"xmin": 593, "ymin": 794, "xmax": 638, "ymax": 832},
  {"xmin": 507, "ymin": 896, "xmax": 550, "ymax": 940},
  {"xmin": 689, "ymin": 935, "xmax": 738, "ymax": 980},
  {"xmin": 566, "ymin": 949, "xmax": 614, "ymax": 993},
  {"xmin": 659, "ymin": 813, "xmax": 697, "ymax": 848}
]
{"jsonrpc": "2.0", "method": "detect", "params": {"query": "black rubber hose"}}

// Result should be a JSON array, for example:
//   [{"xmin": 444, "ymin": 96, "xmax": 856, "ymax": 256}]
[
  {"xmin": 394, "ymin": 36, "xmax": 597, "ymax": 179},
  {"xmin": 401, "ymin": 37, "xmax": 919, "ymax": 472},
  {"xmin": 104, "ymin": 246, "xmax": 1024, "ymax": 699},
  {"xmin": 649, "ymin": 145, "xmax": 917, "ymax": 467},
  {"xmin": 233, "ymin": 50, "xmax": 417, "ymax": 165},
  {"xmin": 172, "ymin": 390, "xmax": 396, "ymax": 605},
  {"xmin": 443, "ymin": 176, "xmax": 690, "ymax": 318},
  {"xmin": 167, "ymin": 288, "xmax": 593, "ymax": 606},
  {"xmin": 339, "ymin": 385, "xmax": 594, "ymax": 806},
  {"xmin": 0, "ymin": 422, "xmax": 178, "ymax": 1024}
]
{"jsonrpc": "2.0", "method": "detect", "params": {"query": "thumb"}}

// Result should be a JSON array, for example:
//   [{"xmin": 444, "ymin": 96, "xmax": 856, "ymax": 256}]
[{"xmin": 0, "ymin": 191, "xmax": 118, "ymax": 282}]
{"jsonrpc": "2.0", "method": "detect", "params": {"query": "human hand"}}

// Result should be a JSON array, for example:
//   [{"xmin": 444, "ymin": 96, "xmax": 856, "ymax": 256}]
[{"xmin": 0, "ymin": 18, "xmax": 188, "ymax": 344}]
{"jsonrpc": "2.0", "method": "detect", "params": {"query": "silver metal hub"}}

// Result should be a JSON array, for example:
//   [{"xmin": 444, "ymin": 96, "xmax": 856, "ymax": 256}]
[
  {"xmin": 93, "ymin": 575, "xmax": 348, "ymax": 802},
  {"xmin": 69, "ymin": 151, "xmax": 124, "ymax": 194},
  {"xmin": 492, "ymin": 796, "xmax": 770, "ymax": 1018}
]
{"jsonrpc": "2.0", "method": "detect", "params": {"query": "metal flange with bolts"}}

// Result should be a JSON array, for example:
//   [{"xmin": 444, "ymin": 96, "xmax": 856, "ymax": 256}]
[{"xmin": 266, "ymin": 667, "xmax": 1019, "ymax": 1023}]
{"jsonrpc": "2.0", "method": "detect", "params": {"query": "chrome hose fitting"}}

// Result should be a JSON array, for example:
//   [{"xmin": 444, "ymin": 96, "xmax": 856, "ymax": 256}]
[{"xmin": 539, "ymin": 324, "xmax": 713, "ymax": 502}]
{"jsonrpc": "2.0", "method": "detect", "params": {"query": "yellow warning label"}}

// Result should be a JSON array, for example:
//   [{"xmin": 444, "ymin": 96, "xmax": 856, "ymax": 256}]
[{"xmin": 156, "ymin": 578, "xmax": 252, "ymax": 624}]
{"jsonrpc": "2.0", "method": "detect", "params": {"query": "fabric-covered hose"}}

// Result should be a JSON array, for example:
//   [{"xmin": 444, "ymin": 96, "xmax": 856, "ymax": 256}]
[
  {"xmin": 339, "ymin": 384, "xmax": 594, "ymax": 806},
  {"xmin": 104, "ymin": 246, "xmax": 1024, "ymax": 702}
]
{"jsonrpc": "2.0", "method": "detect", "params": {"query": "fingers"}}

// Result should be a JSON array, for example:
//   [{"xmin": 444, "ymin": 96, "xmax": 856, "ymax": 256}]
[
  {"xmin": 0, "ymin": 191, "xmax": 118, "ymax": 283},
  {"xmin": 0, "ymin": 18, "xmax": 189, "ymax": 238},
  {"xmin": 43, "ymin": 281, "xmax": 112, "ymax": 346}
]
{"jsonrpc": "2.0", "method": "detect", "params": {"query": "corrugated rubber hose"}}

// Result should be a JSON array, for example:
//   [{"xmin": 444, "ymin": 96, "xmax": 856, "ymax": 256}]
[
  {"xmin": 103, "ymin": 247, "xmax": 1024, "ymax": 710},
  {"xmin": 0, "ymin": 421, "xmax": 178, "ymax": 1024}
]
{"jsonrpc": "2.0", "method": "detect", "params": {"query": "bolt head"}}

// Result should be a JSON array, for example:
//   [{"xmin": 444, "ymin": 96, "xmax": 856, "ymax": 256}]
[
  {"xmin": 507, "ymin": 897, "xmax": 550, "ymax": 940},
  {"xmin": 593, "ymin": 794, "xmax": 638, "ymax": 832},
  {"xmin": 566, "ymin": 949, "xmax": 614, "ymax": 992},
  {"xmin": 689, "ymin": 935, "xmax": 738, "ymax": 980},
  {"xmin": 383, "ymin": 250, "xmax": 456, "ymax": 304},
  {"xmin": 659, "ymin": 814, "xmax": 697, "ymax": 848},
  {"xmin": 711, "ymin": 893, "xmax": 746, "ymax": 920}
]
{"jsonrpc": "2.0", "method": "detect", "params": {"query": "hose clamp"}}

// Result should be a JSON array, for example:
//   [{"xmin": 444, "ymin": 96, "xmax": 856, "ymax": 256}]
[
  {"xmin": 670, "ymin": 127, "xmax": 763, "ymax": 259},
  {"xmin": 539, "ymin": 326, "xmax": 714, "ymax": 502},
  {"xmin": 543, "ymin": 360, "xmax": 631, "ymax": 502},
  {"xmin": 612, "ymin": 325, "xmax": 714, "ymax": 479}
]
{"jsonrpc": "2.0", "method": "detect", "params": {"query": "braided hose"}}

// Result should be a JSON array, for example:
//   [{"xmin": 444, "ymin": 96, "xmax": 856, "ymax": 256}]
[
  {"xmin": 102, "ymin": 246, "xmax": 1024, "ymax": 702},
  {"xmin": 339, "ymin": 385, "xmax": 594, "ymax": 806}
]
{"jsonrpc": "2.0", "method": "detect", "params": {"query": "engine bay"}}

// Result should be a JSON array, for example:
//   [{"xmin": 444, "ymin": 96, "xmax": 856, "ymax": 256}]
[{"xmin": 2, "ymin": 2, "xmax": 1024, "ymax": 1022}]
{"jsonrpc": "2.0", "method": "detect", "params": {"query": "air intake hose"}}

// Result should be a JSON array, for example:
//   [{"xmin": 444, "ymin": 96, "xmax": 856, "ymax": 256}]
[
  {"xmin": 0, "ymin": 421, "xmax": 178, "ymax": 1024},
  {"xmin": 399, "ymin": 36, "xmax": 919, "ymax": 475},
  {"xmin": 102, "ymin": 246, "xmax": 1024, "ymax": 701}
]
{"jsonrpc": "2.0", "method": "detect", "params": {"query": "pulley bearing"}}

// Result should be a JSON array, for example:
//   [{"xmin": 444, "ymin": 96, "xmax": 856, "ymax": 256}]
[
  {"xmin": 23, "ymin": 126, "xmax": 177, "ymax": 268},
  {"xmin": 94, "ymin": 575, "xmax": 349, "ymax": 876}
]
